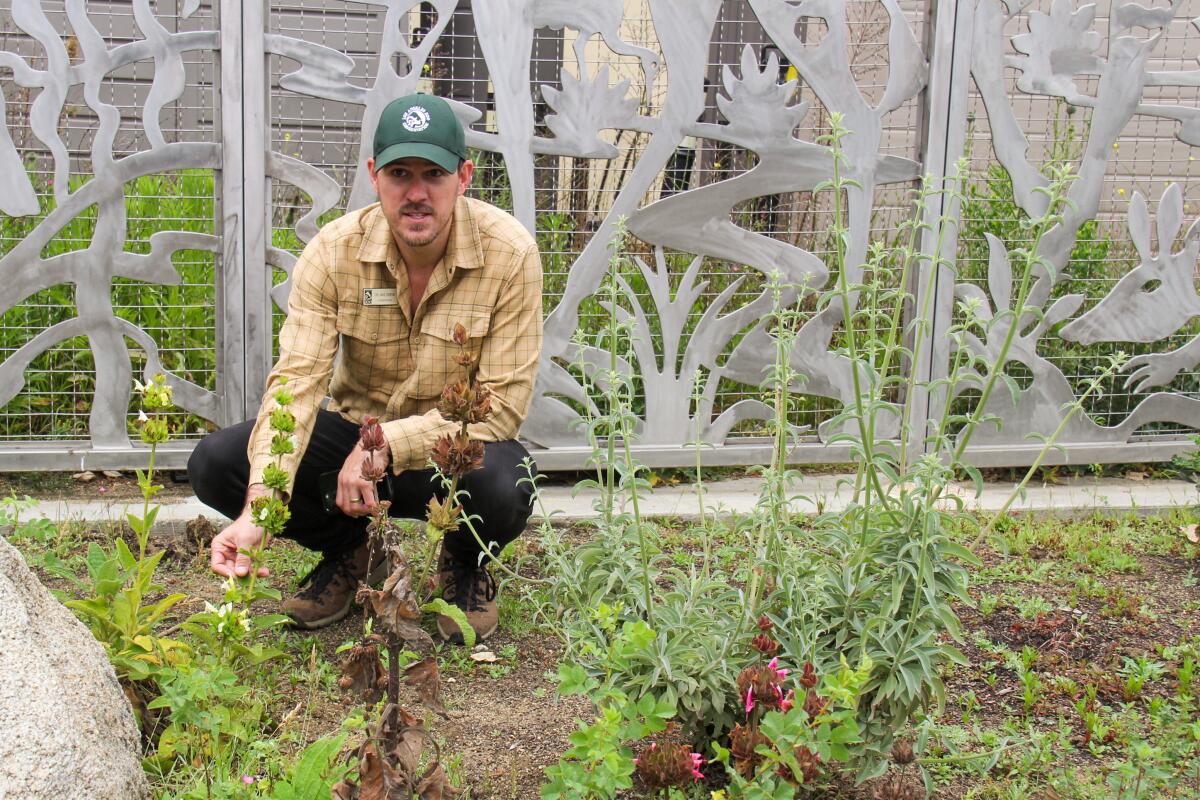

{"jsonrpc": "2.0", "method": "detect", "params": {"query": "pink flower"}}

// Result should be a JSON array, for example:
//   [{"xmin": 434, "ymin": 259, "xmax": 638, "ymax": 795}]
[
  {"xmin": 745, "ymin": 686, "xmax": 754, "ymax": 715},
  {"xmin": 780, "ymin": 689, "xmax": 795, "ymax": 713},
  {"xmin": 241, "ymin": 775, "xmax": 255, "ymax": 785},
  {"xmin": 767, "ymin": 657, "xmax": 788, "ymax": 680},
  {"xmin": 690, "ymin": 752, "xmax": 704, "ymax": 781}
]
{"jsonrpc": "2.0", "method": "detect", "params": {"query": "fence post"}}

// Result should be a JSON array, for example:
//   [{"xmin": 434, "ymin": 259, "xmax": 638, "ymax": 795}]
[
  {"xmin": 909, "ymin": 0, "xmax": 975, "ymax": 456},
  {"xmin": 218, "ymin": 0, "xmax": 270, "ymax": 423},
  {"xmin": 217, "ymin": 0, "xmax": 246, "ymax": 426},
  {"xmin": 241, "ymin": 2, "xmax": 271, "ymax": 420}
]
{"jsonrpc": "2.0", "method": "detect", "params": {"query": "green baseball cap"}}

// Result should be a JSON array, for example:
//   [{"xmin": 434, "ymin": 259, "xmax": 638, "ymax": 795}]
[{"xmin": 372, "ymin": 93, "xmax": 467, "ymax": 174}]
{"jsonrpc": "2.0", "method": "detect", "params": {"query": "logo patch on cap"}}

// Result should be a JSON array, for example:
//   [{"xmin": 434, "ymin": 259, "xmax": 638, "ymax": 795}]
[{"xmin": 402, "ymin": 105, "xmax": 431, "ymax": 132}]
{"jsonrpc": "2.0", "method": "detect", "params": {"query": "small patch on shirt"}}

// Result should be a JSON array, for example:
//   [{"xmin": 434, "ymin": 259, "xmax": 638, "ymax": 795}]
[{"xmin": 362, "ymin": 287, "xmax": 398, "ymax": 306}]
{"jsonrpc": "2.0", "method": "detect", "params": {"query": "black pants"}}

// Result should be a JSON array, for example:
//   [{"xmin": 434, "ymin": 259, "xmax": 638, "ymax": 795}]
[{"xmin": 188, "ymin": 410, "xmax": 536, "ymax": 564}]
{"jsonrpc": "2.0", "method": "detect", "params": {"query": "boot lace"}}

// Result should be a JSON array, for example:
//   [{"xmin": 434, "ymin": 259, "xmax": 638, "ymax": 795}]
[{"xmin": 443, "ymin": 559, "xmax": 497, "ymax": 612}]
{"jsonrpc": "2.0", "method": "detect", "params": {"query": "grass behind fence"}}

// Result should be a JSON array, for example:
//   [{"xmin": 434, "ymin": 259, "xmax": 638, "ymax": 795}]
[{"xmin": 0, "ymin": 169, "xmax": 217, "ymax": 438}]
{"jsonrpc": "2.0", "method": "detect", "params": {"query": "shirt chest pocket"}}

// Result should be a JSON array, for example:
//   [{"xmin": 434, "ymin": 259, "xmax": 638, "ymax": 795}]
[
  {"xmin": 411, "ymin": 307, "xmax": 491, "ymax": 398},
  {"xmin": 335, "ymin": 305, "xmax": 407, "ymax": 382}
]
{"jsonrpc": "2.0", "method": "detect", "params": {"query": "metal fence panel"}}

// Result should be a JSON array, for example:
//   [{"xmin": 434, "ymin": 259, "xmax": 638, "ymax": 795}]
[{"xmin": 0, "ymin": 0, "xmax": 1198, "ymax": 470}]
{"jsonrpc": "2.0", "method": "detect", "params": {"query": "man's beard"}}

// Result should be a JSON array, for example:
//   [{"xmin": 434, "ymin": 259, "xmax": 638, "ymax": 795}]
[{"xmin": 397, "ymin": 204, "xmax": 438, "ymax": 247}]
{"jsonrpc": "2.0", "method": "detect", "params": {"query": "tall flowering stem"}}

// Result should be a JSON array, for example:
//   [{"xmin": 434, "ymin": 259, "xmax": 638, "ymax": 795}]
[
  {"xmin": 422, "ymin": 324, "xmax": 491, "ymax": 573},
  {"xmin": 245, "ymin": 378, "xmax": 296, "ymax": 597},
  {"xmin": 133, "ymin": 373, "xmax": 173, "ymax": 560},
  {"xmin": 357, "ymin": 413, "xmax": 389, "ymax": 559}
]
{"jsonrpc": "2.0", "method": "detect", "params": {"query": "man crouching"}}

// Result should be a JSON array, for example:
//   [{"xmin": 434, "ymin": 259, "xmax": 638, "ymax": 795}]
[{"xmin": 189, "ymin": 93, "xmax": 542, "ymax": 643}]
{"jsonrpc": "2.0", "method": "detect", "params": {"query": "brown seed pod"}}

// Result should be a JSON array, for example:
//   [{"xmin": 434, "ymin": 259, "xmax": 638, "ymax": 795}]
[
  {"xmin": 750, "ymin": 633, "xmax": 780, "ymax": 656},
  {"xmin": 359, "ymin": 415, "xmax": 386, "ymax": 452},
  {"xmin": 431, "ymin": 432, "xmax": 485, "ymax": 478},
  {"xmin": 633, "ymin": 740, "xmax": 701, "ymax": 789},
  {"xmin": 798, "ymin": 661, "xmax": 818, "ymax": 689},
  {"xmin": 729, "ymin": 723, "xmax": 767, "ymax": 778}
]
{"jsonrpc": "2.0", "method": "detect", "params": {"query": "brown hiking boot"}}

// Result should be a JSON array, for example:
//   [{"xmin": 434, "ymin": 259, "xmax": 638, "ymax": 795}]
[
  {"xmin": 435, "ymin": 546, "xmax": 499, "ymax": 644},
  {"xmin": 283, "ymin": 540, "xmax": 388, "ymax": 630}
]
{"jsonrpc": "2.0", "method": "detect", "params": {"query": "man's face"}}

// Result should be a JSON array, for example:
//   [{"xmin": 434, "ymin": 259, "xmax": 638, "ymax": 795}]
[{"xmin": 368, "ymin": 156, "xmax": 473, "ymax": 253}]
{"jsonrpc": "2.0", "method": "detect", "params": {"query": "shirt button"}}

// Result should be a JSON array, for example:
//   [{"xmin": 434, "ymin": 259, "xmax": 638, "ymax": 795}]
[{"xmin": 414, "ymin": 336, "xmax": 421, "ymax": 345}]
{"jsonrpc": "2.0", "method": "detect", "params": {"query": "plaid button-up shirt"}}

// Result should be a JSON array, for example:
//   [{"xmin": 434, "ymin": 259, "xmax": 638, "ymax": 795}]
[{"xmin": 247, "ymin": 197, "xmax": 543, "ymax": 494}]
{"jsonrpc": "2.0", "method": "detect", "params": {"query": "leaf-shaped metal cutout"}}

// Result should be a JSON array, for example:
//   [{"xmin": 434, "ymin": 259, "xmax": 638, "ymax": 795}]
[
  {"xmin": 984, "ymin": 233, "xmax": 1012, "ymax": 313},
  {"xmin": 1127, "ymin": 191, "xmax": 1153, "ymax": 264},
  {"xmin": 716, "ymin": 45, "xmax": 806, "ymax": 144},
  {"xmin": 1157, "ymin": 183, "xmax": 1184, "ymax": 253},
  {"xmin": 542, "ymin": 66, "xmax": 636, "ymax": 157}
]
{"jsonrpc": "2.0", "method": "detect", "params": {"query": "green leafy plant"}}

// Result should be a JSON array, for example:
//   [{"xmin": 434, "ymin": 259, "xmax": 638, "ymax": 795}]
[
  {"xmin": 269, "ymin": 734, "xmax": 352, "ymax": 800},
  {"xmin": 532, "ymin": 112, "xmax": 1132, "ymax": 795},
  {"xmin": 65, "ymin": 375, "xmax": 189, "ymax": 720},
  {"xmin": 1119, "ymin": 655, "xmax": 1167, "ymax": 702},
  {"xmin": 542, "ymin": 615, "xmax": 676, "ymax": 800}
]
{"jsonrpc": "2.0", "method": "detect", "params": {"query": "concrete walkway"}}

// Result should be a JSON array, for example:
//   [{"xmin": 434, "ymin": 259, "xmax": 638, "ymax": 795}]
[{"xmin": 27, "ymin": 473, "xmax": 1200, "ymax": 526}]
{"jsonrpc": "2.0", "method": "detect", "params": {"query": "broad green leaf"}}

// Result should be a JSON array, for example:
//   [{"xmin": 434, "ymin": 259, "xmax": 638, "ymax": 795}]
[{"xmin": 421, "ymin": 598, "xmax": 475, "ymax": 649}]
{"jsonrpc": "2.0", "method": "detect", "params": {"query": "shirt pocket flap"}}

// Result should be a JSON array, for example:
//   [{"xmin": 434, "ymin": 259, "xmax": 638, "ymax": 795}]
[
  {"xmin": 336, "ymin": 305, "xmax": 406, "ymax": 344},
  {"xmin": 420, "ymin": 307, "xmax": 491, "ymax": 342}
]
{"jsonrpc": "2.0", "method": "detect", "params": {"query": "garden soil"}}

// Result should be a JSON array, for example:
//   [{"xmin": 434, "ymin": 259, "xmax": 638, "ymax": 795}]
[{"xmin": 14, "ymin": 509, "xmax": 1200, "ymax": 798}]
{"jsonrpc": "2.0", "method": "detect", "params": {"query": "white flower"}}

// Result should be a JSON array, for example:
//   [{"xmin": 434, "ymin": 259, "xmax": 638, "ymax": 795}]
[
  {"xmin": 204, "ymin": 601, "xmax": 219, "ymax": 615},
  {"xmin": 137, "ymin": 410, "xmax": 149, "ymax": 424}
]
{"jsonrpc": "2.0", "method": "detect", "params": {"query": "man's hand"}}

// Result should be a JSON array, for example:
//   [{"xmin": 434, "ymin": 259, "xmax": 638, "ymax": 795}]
[
  {"xmin": 211, "ymin": 483, "xmax": 272, "ymax": 578},
  {"xmin": 337, "ymin": 443, "xmax": 389, "ymax": 517}
]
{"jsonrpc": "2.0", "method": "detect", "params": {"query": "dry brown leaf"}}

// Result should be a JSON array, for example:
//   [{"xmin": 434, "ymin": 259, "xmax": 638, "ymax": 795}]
[
  {"xmin": 1183, "ymin": 524, "xmax": 1199, "ymax": 544},
  {"xmin": 357, "ymin": 567, "xmax": 433, "ymax": 647},
  {"xmin": 73, "ymin": 470, "xmax": 95, "ymax": 482},
  {"xmin": 417, "ymin": 764, "xmax": 460, "ymax": 799},
  {"xmin": 356, "ymin": 741, "xmax": 408, "ymax": 800},
  {"xmin": 469, "ymin": 650, "xmax": 498, "ymax": 663},
  {"xmin": 337, "ymin": 642, "xmax": 387, "ymax": 704},
  {"xmin": 388, "ymin": 705, "xmax": 426, "ymax": 777},
  {"xmin": 404, "ymin": 657, "xmax": 448, "ymax": 718},
  {"xmin": 1125, "ymin": 471, "xmax": 1147, "ymax": 481},
  {"xmin": 331, "ymin": 779, "xmax": 356, "ymax": 800}
]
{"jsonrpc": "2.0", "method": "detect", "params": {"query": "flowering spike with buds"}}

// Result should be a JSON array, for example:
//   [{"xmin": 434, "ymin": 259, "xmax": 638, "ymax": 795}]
[
  {"xmin": 798, "ymin": 661, "xmax": 817, "ymax": 689},
  {"xmin": 360, "ymin": 415, "xmax": 386, "ymax": 452},
  {"xmin": 359, "ymin": 416, "xmax": 387, "ymax": 482},
  {"xmin": 633, "ymin": 740, "xmax": 705, "ymax": 789},
  {"xmin": 751, "ymin": 633, "xmax": 779, "ymax": 656},
  {"xmin": 737, "ymin": 661, "xmax": 788, "ymax": 716},
  {"xmin": 431, "ymin": 432, "xmax": 485, "ymax": 479},
  {"xmin": 426, "ymin": 495, "xmax": 461, "ymax": 532},
  {"xmin": 437, "ymin": 380, "xmax": 492, "ymax": 425}
]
